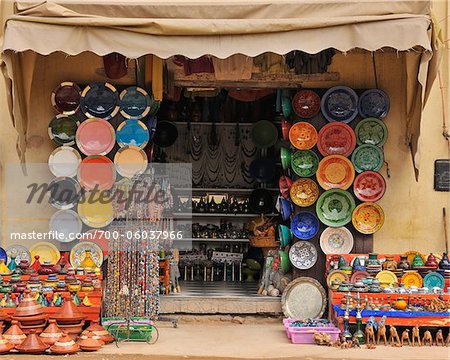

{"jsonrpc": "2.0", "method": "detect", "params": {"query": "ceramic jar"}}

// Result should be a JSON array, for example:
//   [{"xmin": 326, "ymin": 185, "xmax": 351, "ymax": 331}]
[
  {"xmin": 394, "ymin": 297, "xmax": 407, "ymax": 310},
  {"xmin": 397, "ymin": 255, "xmax": 410, "ymax": 270},
  {"xmin": 366, "ymin": 253, "xmax": 380, "ymax": 266},
  {"xmin": 382, "ymin": 256, "xmax": 397, "ymax": 270}
]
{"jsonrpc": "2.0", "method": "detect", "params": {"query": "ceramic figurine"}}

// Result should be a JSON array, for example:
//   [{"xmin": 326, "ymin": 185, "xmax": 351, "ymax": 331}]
[
  {"xmin": 365, "ymin": 325, "xmax": 375, "ymax": 345},
  {"xmin": 388, "ymin": 325, "xmax": 400, "ymax": 346},
  {"xmin": 412, "ymin": 325, "xmax": 421, "ymax": 346},
  {"xmin": 435, "ymin": 329, "xmax": 445, "ymax": 346},
  {"xmin": 401, "ymin": 329, "xmax": 411, "ymax": 346},
  {"xmin": 422, "ymin": 330, "xmax": 433, "ymax": 346},
  {"xmin": 398, "ymin": 255, "xmax": 410, "ymax": 270},
  {"xmin": 376, "ymin": 324, "xmax": 387, "ymax": 345}
]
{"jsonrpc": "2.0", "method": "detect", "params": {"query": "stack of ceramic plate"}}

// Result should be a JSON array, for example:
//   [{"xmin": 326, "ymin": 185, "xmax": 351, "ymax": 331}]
[{"xmin": 366, "ymin": 264, "xmax": 382, "ymax": 276}]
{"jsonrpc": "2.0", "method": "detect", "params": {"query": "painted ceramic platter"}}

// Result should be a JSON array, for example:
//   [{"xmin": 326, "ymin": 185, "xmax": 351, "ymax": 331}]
[
  {"xmin": 375, "ymin": 270, "xmax": 397, "ymax": 287},
  {"xmin": 423, "ymin": 272, "xmax": 445, "ymax": 289},
  {"xmin": 290, "ymin": 179, "xmax": 319, "ymax": 207},
  {"xmin": 353, "ymin": 171, "xmax": 386, "ymax": 202},
  {"xmin": 48, "ymin": 146, "xmax": 81, "ymax": 178},
  {"xmin": 281, "ymin": 277, "xmax": 326, "ymax": 319},
  {"xmin": 327, "ymin": 270, "xmax": 349, "ymax": 287},
  {"xmin": 81, "ymin": 230, "xmax": 109, "ymax": 252},
  {"xmin": 47, "ymin": 177, "xmax": 81, "ymax": 210},
  {"xmin": 114, "ymin": 145, "xmax": 148, "ymax": 178},
  {"xmin": 30, "ymin": 242, "xmax": 60, "ymax": 265},
  {"xmin": 0, "ymin": 248, "xmax": 7, "ymax": 265},
  {"xmin": 279, "ymin": 197, "xmax": 294, "ymax": 221},
  {"xmin": 280, "ymin": 147, "xmax": 291, "ymax": 171},
  {"xmin": 49, "ymin": 209, "xmax": 82, "ymax": 243},
  {"xmin": 279, "ymin": 176, "xmax": 293, "ymax": 200},
  {"xmin": 289, "ymin": 122, "xmax": 318, "ymax": 150},
  {"xmin": 317, "ymin": 122, "xmax": 356, "ymax": 157},
  {"xmin": 316, "ymin": 189, "xmax": 355, "ymax": 227},
  {"xmin": 116, "ymin": 120, "xmax": 150, "ymax": 149},
  {"xmin": 80, "ymin": 82, "xmax": 120, "ymax": 120},
  {"xmin": 5, "ymin": 245, "xmax": 31, "ymax": 266},
  {"xmin": 321, "ymin": 86, "xmax": 358, "ymax": 123},
  {"xmin": 401, "ymin": 271, "xmax": 423, "ymax": 289},
  {"xmin": 291, "ymin": 150, "xmax": 319, "ymax": 177},
  {"xmin": 48, "ymin": 114, "xmax": 80, "ymax": 146},
  {"xmin": 77, "ymin": 191, "xmax": 114, "ymax": 228},
  {"xmin": 290, "ymin": 212, "xmax": 320, "ymax": 240},
  {"xmin": 78, "ymin": 155, "xmax": 116, "ymax": 191},
  {"xmin": 119, "ymin": 86, "xmax": 153, "ymax": 119},
  {"xmin": 291, "ymin": 89, "xmax": 321, "ymax": 118},
  {"xmin": 350, "ymin": 270, "xmax": 370, "ymax": 283},
  {"xmin": 352, "ymin": 202, "xmax": 384, "ymax": 234},
  {"xmin": 278, "ymin": 225, "xmax": 292, "ymax": 247},
  {"xmin": 355, "ymin": 118, "xmax": 388, "ymax": 147},
  {"xmin": 288, "ymin": 242, "xmax": 318, "ymax": 270},
  {"xmin": 358, "ymin": 89, "xmax": 390, "ymax": 119},
  {"xmin": 70, "ymin": 241, "xmax": 104, "ymax": 268},
  {"xmin": 316, "ymin": 155, "xmax": 355, "ymax": 190},
  {"xmin": 76, "ymin": 118, "xmax": 116, "ymax": 156},
  {"xmin": 351, "ymin": 144, "xmax": 384, "ymax": 173},
  {"xmin": 319, "ymin": 226, "xmax": 354, "ymax": 254},
  {"xmin": 51, "ymin": 82, "xmax": 81, "ymax": 115}
]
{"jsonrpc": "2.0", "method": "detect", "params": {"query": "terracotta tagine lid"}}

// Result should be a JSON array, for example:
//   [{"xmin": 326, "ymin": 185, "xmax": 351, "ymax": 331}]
[
  {"xmin": 50, "ymin": 332, "xmax": 79, "ymax": 354},
  {"xmin": 14, "ymin": 329, "xmax": 49, "ymax": 354},
  {"xmin": 39, "ymin": 319, "xmax": 63, "ymax": 346},
  {"xmin": 81, "ymin": 320, "xmax": 114, "ymax": 344},
  {"xmin": 0, "ymin": 333, "xmax": 13, "ymax": 354},
  {"xmin": 3, "ymin": 320, "xmax": 26, "ymax": 345},
  {"xmin": 77, "ymin": 330, "xmax": 103, "ymax": 351},
  {"xmin": 51, "ymin": 298, "xmax": 86, "ymax": 324},
  {"xmin": 13, "ymin": 290, "xmax": 45, "ymax": 318}
]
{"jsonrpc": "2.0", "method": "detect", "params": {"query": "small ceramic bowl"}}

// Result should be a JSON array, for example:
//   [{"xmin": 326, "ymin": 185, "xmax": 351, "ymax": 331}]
[{"xmin": 278, "ymin": 224, "xmax": 292, "ymax": 247}]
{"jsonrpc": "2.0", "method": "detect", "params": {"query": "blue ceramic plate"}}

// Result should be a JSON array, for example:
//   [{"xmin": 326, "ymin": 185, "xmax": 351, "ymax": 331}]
[
  {"xmin": 291, "ymin": 211, "xmax": 320, "ymax": 240},
  {"xmin": 116, "ymin": 119, "xmax": 150, "ymax": 148},
  {"xmin": 358, "ymin": 89, "xmax": 390, "ymax": 119},
  {"xmin": 321, "ymin": 86, "xmax": 358, "ymax": 123},
  {"xmin": 279, "ymin": 197, "xmax": 294, "ymax": 221},
  {"xmin": 119, "ymin": 86, "xmax": 153, "ymax": 119},
  {"xmin": 423, "ymin": 272, "xmax": 445, "ymax": 289},
  {"xmin": 0, "ymin": 248, "xmax": 7, "ymax": 265},
  {"xmin": 80, "ymin": 82, "xmax": 120, "ymax": 120}
]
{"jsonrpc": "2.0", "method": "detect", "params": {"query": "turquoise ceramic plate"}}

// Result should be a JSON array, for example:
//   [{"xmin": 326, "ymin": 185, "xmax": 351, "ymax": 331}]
[
  {"xmin": 423, "ymin": 272, "xmax": 445, "ymax": 289},
  {"xmin": 316, "ymin": 189, "xmax": 355, "ymax": 227},
  {"xmin": 351, "ymin": 144, "xmax": 384, "ymax": 173},
  {"xmin": 291, "ymin": 150, "xmax": 319, "ymax": 177},
  {"xmin": 355, "ymin": 118, "xmax": 388, "ymax": 147},
  {"xmin": 278, "ymin": 224, "xmax": 292, "ymax": 247}
]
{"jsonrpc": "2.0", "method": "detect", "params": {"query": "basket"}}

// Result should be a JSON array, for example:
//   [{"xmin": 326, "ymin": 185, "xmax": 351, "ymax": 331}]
[{"xmin": 249, "ymin": 235, "xmax": 278, "ymax": 248}]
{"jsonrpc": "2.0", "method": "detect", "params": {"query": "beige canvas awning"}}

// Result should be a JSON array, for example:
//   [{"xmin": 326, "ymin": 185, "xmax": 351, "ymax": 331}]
[{"xmin": 0, "ymin": 0, "xmax": 444, "ymax": 170}]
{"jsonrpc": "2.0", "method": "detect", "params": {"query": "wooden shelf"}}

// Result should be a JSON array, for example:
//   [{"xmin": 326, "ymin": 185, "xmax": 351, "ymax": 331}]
[
  {"xmin": 174, "ymin": 212, "xmax": 278, "ymax": 218},
  {"xmin": 173, "ymin": 187, "xmax": 278, "ymax": 193},
  {"xmin": 178, "ymin": 238, "xmax": 249, "ymax": 243}
]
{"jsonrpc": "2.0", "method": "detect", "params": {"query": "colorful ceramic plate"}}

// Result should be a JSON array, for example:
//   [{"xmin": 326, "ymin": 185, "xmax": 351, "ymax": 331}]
[
  {"xmin": 279, "ymin": 250, "xmax": 291, "ymax": 274},
  {"xmin": 119, "ymin": 86, "xmax": 152, "ymax": 119},
  {"xmin": 292, "ymin": 90, "xmax": 321, "ymax": 118},
  {"xmin": 48, "ymin": 146, "xmax": 81, "ymax": 178},
  {"xmin": 47, "ymin": 177, "xmax": 81, "ymax": 210},
  {"xmin": 291, "ymin": 150, "xmax": 319, "ymax": 177},
  {"xmin": 114, "ymin": 145, "xmax": 148, "ymax": 178},
  {"xmin": 350, "ymin": 270, "xmax": 370, "ymax": 283},
  {"xmin": 77, "ymin": 191, "xmax": 114, "ymax": 228},
  {"xmin": 250, "ymin": 120, "xmax": 278, "ymax": 148},
  {"xmin": 353, "ymin": 171, "xmax": 386, "ymax": 202},
  {"xmin": 289, "ymin": 122, "xmax": 318, "ymax": 150},
  {"xmin": 5, "ymin": 245, "xmax": 31, "ymax": 266},
  {"xmin": 279, "ymin": 197, "xmax": 294, "ymax": 221},
  {"xmin": 319, "ymin": 226, "xmax": 354, "ymax": 254},
  {"xmin": 30, "ymin": 242, "xmax": 60, "ymax": 265},
  {"xmin": 280, "ymin": 147, "xmax": 291, "ymax": 171},
  {"xmin": 423, "ymin": 272, "xmax": 445, "ymax": 289},
  {"xmin": 80, "ymin": 82, "xmax": 120, "ymax": 119},
  {"xmin": 281, "ymin": 96, "xmax": 293, "ymax": 119},
  {"xmin": 327, "ymin": 270, "xmax": 349, "ymax": 287},
  {"xmin": 291, "ymin": 212, "xmax": 320, "ymax": 240},
  {"xmin": 288, "ymin": 241, "xmax": 318, "ymax": 269},
  {"xmin": 358, "ymin": 89, "xmax": 390, "ymax": 119},
  {"xmin": 70, "ymin": 241, "xmax": 104, "ymax": 268},
  {"xmin": 317, "ymin": 122, "xmax": 356, "ymax": 157},
  {"xmin": 352, "ymin": 202, "xmax": 384, "ymax": 234},
  {"xmin": 278, "ymin": 225, "xmax": 292, "ymax": 247},
  {"xmin": 316, "ymin": 189, "xmax": 355, "ymax": 227},
  {"xmin": 49, "ymin": 209, "xmax": 82, "ymax": 243},
  {"xmin": 51, "ymin": 82, "xmax": 81, "ymax": 115},
  {"xmin": 279, "ymin": 176, "xmax": 293, "ymax": 200},
  {"xmin": 351, "ymin": 144, "xmax": 384, "ymax": 173},
  {"xmin": 401, "ymin": 271, "xmax": 423, "ymax": 289},
  {"xmin": 375, "ymin": 270, "xmax": 397, "ymax": 287},
  {"xmin": 78, "ymin": 155, "xmax": 116, "ymax": 191},
  {"xmin": 316, "ymin": 155, "xmax": 355, "ymax": 190},
  {"xmin": 0, "ymin": 248, "xmax": 7, "ymax": 265},
  {"xmin": 355, "ymin": 118, "xmax": 388, "ymax": 147},
  {"xmin": 321, "ymin": 86, "xmax": 358, "ymax": 123},
  {"xmin": 48, "ymin": 114, "xmax": 80, "ymax": 146},
  {"xmin": 76, "ymin": 118, "xmax": 116, "ymax": 156},
  {"xmin": 117, "ymin": 119, "xmax": 150, "ymax": 149},
  {"xmin": 290, "ymin": 178, "xmax": 319, "ymax": 207}
]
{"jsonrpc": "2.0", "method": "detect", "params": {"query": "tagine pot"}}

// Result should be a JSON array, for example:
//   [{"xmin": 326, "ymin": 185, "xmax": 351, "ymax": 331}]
[
  {"xmin": 81, "ymin": 320, "xmax": 114, "ymax": 344},
  {"xmin": 39, "ymin": 319, "xmax": 63, "ymax": 346},
  {"xmin": 3, "ymin": 320, "xmax": 26, "ymax": 345},
  {"xmin": 50, "ymin": 332, "xmax": 79, "ymax": 354},
  {"xmin": 412, "ymin": 254, "xmax": 425, "ymax": 268},
  {"xmin": 15, "ymin": 329, "xmax": 49, "ymax": 354},
  {"xmin": 366, "ymin": 253, "xmax": 380, "ymax": 266},
  {"xmin": 0, "ymin": 333, "xmax": 13, "ymax": 354},
  {"xmin": 425, "ymin": 253, "xmax": 438, "ymax": 268},
  {"xmin": 51, "ymin": 298, "xmax": 86, "ymax": 325},
  {"xmin": 13, "ymin": 290, "xmax": 45, "ymax": 318},
  {"xmin": 77, "ymin": 330, "xmax": 103, "ymax": 351},
  {"xmin": 38, "ymin": 261, "xmax": 57, "ymax": 276},
  {"xmin": 58, "ymin": 321, "xmax": 85, "ymax": 340},
  {"xmin": 438, "ymin": 252, "xmax": 450, "ymax": 270}
]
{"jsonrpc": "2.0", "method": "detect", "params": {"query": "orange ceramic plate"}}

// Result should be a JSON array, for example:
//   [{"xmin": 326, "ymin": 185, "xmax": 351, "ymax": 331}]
[
  {"xmin": 401, "ymin": 271, "xmax": 423, "ymax": 289},
  {"xmin": 352, "ymin": 202, "xmax": 384, "ymax": 234},
  {"xmin": 289, "ymin": 122, "xmax": 318, "ymax": 150},
  {"xmin": 326, "ymin": 270, "xmax": 349, "ymax": 287},
  {"xmin": 316, "ymin": 155, "xmax": 355, "ymax": 190},
  {"xmin": 289, "ymin": 178, "xmax": 319, "ymax": 207}
]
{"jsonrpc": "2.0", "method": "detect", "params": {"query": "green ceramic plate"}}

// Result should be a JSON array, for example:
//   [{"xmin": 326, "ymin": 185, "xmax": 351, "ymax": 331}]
[
  {"xmin": 280, "ymin": 147, "xmax": 291, "ymax": 170},
  {"xmin": 355, "ymin": 118, "xmax": 388, "ymax": 147},
  {"xmin": 291, "ymin": 150, "xmax": 319, "ymax": 177},
  {"xmin": 351, "ymin": 144, "xmax": 384, "ymax": 173},
  {"xmin": 316, "ymin": 189, "xmax": 356, "ymax": 227},
  {"xmin": 251, "ymin": 120, "xmax": 278, "ymax": 148},
  {"xmin": 282, "ymin": 96, "xmax": 293, "ymax": 118},
  {"xmin": 279, "ymin": 250, "xmax": 291, "ymax": 274}
]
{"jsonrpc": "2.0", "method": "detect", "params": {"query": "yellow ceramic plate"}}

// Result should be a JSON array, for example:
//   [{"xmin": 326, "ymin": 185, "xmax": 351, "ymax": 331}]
[
  {"xmin": 70, "ymin": 241, "xmax": 104, "ymax": 269},
  {"xmin": 316, "ymin": 155, "xmax": 355, "ymax": 190},
  {"xmin": 326, "ymin": 270, "xmax": 349, "ymax": 287},
  {"xmin": 290, "ymin": 178, "xmax": 319, "ymax": 207},
  {"xmin": 30, "ymin": 242, "xmax": 60, "ymax": 265},
  {"xmin": 352, "ymin": 202, "xmax": 384, "ymax": 234},
  {"xmin": 401, "ymin": 271, "xmax": 423, "ymax": 289},
  {"xmin": 77, "ymin": 191, "xmax": 114, "ymax": 228},
  {"xmin": 375, "ymin": 270, "xmax": 397, "ymax": 288}
]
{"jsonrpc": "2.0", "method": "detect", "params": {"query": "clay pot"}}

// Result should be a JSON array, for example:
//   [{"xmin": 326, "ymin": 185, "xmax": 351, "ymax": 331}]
[
  {"xmin": 0, "ymin": 333, "xmax": 13, "ymax": 354},
  {"xmin": 15, "ymin": 329, "xmax": 49, "ymax": 354},
  {"xmin": 57, "ymin": 321, "xmax": 85, "ymax": 340},
  {"xmin": 50, "ymin": 332, "xmax": 79, "ymax": 354},
  {"xmin": 394, "ymin": 297, "xmax": 408, "ymax": 310},
  {"xmin": 17, "ymin": 322, "xmax": 47, "ymax": 335},
  {"xmin": 80, "ymin": 320, "xmax": 114, "ymax": 344},
  {"xmin": 13, "ymin": 290, "xmax": 45, "ymax": 318},
  {"xmin": 38, "ymin": 261, "xmax": 57, "ymax": 275},
  {"xmin": 77, "ymin": 330, "xmax": 103, "ymax": 351},
  {"xmin": 51, "ymin": 299, "xmax": 86, "ymax": 325},
  {"xmin": 40, "ymin": 319, "xmax": 63, "ymax": 346},
  {"xmin": 3, "ymin": 320, "xmax": 26, "ymax": 345}
]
